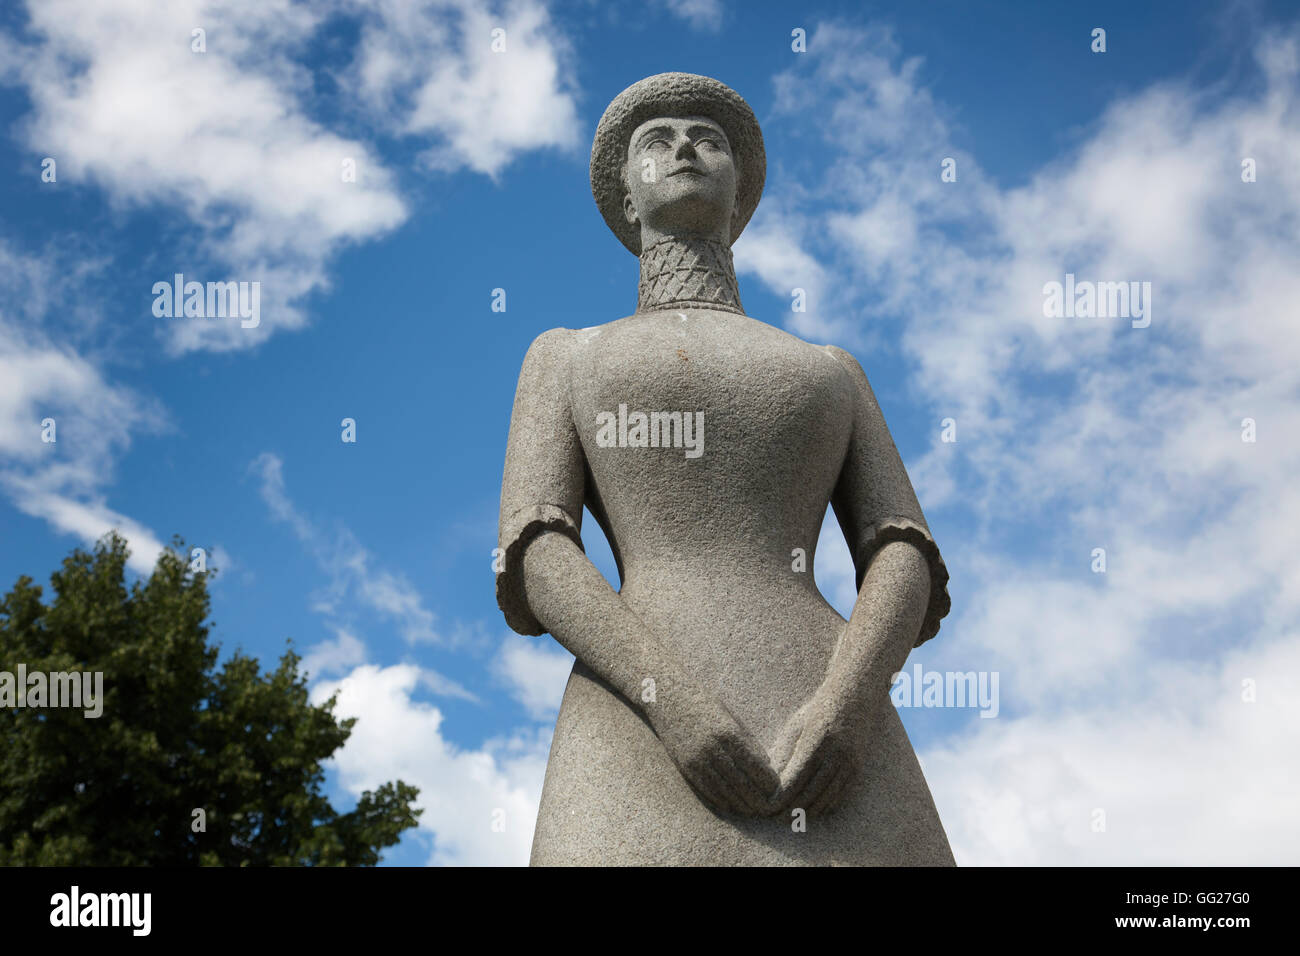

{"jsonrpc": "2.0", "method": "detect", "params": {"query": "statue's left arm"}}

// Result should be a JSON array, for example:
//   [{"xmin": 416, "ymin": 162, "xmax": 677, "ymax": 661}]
[{"xmin": 772, "ymin": 345, "xmax": 952, "ymax": 814}]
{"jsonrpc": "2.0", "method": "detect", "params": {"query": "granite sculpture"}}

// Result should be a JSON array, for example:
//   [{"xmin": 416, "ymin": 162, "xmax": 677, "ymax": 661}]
[{"xmin": 496, "ymin": 72, "xmax": 954, "ymax": 865}]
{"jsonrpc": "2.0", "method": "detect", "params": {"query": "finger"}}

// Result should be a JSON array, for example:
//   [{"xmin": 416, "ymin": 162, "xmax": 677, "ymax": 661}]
[
  {"xmin": 826, "ymin": 764, "xmax": 857, "ymax": 813},
  {"xmin": 728, "ymin": 746, "xmax": 784, "ymax": 817},
  {"xmin": 823, "ymin": 767, "xmax": 856, "ymax": 814},
  {"xmin": 792, "ymin": 754, "xmax": 839, "ymax": 815},
  {"xmin": 695, "ymin": 762, "xmax": 746, "ymax": 816},
  {"xmin": 724, "ymin": 733, "xmax": 780, "ymax": 799},
  {"xmin": 822, "ymin": 752, "xmax": 866, "ymax": 814},
  {"xmin": 678, "ymin": 759, "xmax": 729, "ymax": 813},
  {"xmin": 808, "ymin": 764, "xmax": 850, "ymax": 815},
  {"xmin": 770, "ymin": 731, "xmax": 801, "ymax": 776},
  {"xmin": 771, "ymin": 706, "xmax": 810, "ymax": 773},
  {"xmin": 778, "ymin": 735, "xmax": 821, "ymax": 807},
  {"xmin": 715, "ymin": 748, "xmax": 769, "ymax": 816}
]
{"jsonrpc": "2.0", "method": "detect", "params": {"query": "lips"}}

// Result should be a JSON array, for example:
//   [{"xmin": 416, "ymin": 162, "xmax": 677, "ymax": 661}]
[{"xmin": 667, "ymin": 167, "xmax": 705, "ymax": 177}]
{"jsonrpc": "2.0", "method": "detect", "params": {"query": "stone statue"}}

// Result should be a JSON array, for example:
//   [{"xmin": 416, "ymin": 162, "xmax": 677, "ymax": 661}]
[{"xmin": 496, "ymin": 72, "xmax": 954, "ymax": 865}]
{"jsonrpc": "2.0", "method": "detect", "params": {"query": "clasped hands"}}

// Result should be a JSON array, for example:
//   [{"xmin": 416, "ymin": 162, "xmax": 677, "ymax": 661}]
[{"xmin": 650, "ymin": 670, "xmax": 872, "ymax": 818}]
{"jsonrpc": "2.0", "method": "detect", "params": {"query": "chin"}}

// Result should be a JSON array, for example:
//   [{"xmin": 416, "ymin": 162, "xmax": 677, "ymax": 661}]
[{"xmin": 644, "ymin": 195, "xmax": 731, "ymax": 235}]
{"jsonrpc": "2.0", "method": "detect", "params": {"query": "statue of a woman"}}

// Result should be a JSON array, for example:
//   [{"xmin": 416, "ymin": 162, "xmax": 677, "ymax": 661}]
[{"xmin": 496, "ymin": 73, "xmax": 954, "ymax": 865}]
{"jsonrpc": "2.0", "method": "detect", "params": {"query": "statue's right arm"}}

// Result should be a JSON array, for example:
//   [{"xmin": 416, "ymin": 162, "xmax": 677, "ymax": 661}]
[
  {"xmin": 519, "ymin": 530, "xmax": 668, "ymax": 715},
  {"xmin": 496, "ymin": 330, "xmax": 777, "ymax": 816},
  {"xmin": 517, "ymin": 532, "xmax": 776, "ymax": 816}
]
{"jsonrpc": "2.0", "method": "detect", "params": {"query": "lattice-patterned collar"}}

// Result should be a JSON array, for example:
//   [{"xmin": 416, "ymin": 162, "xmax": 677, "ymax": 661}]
[{"xmin": 636, "ymin": 235, "xmax": 745, "ymax": 315}]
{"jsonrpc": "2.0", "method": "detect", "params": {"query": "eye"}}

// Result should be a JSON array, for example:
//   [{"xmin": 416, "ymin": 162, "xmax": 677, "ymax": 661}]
[
  {"xmin": 695, "ymin": 137, "xmax": 723, "ymax": 150},
  {"xmin": 644, "ymin": 138, "xmax": 670, "ymax": 150}
]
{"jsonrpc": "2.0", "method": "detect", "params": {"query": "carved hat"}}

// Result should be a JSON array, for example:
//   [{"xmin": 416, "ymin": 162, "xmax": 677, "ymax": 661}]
[{"xmin": 591, "ymin": 72, "xmax": 766, "ymax": 256}]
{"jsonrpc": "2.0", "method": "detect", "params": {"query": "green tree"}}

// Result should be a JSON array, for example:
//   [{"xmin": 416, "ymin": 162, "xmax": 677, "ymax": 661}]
[{"xmin": 0, "ymin": 532, "xmax": 421, "ymax": 865}]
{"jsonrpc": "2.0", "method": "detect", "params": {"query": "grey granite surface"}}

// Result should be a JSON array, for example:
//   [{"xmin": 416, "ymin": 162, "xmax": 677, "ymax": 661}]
[{"xmin": 497, "ymin": 72, "xmax": 954, "ymax": 866}]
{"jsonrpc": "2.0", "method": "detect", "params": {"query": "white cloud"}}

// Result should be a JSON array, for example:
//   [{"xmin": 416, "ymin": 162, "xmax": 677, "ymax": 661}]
[
  {"xmin": 300, "ymin": 626, "xmax": 369, "ymax": 680},
  {"xmin": 656, "ymin": 0, "xmax": 724, "ymax": 32},
  {"xmin": 1, "ymin": 0, "xmax": 586, "ymax": 568},
  {"xmin": 416, "ymin": 667, "xmax": 480, "ymax": 704},
  {"xmin": 745, "ymin": 22, "xmax": 1300, "ymax": 863},
  {"xmin": 733, "ymin": 208, "xmax": 838, "ymax": 340},
  {"xmin": 924, "ymin": 632, "xmax": 1300, "ymax": 865},
  {"xmin": 492, "ymin": 634, "xmax": 574, "ymax": 719},
  {"xmin": 0, "ymin": 0, "xmax": 582, "ymax": 573},
  {"xmin": 0, "ymin": 246, "xmax": 168, "ymax": 574},
  {"xmin": 206, "ymin": 544, "xmax": 236, "ymax": 585},
  {"xmin": 312, "ymin": 663, "xmax": 551, "ymax": 866},
  {"xmin": 347, "ymin": 0, "xmax": 582, "ymax": 177},
  {"xmin": 250, "ymin": 452, "xmax": 446, "ymax": 646},
  {"xmin": 7, "ymin": 0, "xmax": 409, "ymax": 353}
]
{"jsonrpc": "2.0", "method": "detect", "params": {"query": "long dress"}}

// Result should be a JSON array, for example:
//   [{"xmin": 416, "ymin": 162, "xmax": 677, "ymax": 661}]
[{"xmin": 496, "ymin": 307, "xmax": 954, "ymax": 865}]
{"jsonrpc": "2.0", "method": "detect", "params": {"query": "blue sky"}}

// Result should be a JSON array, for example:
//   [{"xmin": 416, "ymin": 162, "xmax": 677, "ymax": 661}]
[{"xmin": 2, "ymin": 0, "xmax": 1298, "ymax": 865}]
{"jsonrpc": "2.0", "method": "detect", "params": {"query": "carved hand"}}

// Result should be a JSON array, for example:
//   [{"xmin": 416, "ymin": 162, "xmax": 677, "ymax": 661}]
[
  {"xmin": 769, "ymin": 540, "xmax": 932, "ymax": 815},
  {"xmin": 770, "ymin": 681, "xmax": 872, "ymax": 816},
  {"xmin": 647, "ymin": 670, "xmax": 781, "ymax": 817}
]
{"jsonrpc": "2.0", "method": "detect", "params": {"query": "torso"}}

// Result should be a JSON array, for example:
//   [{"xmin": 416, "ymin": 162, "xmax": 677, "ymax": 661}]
[
  {"xmin": 569, "ymin": 307, "xmax": 852, "ymax": 740},
  {"xmin": 532, "ymin": 307, "xmax": 954, "ymax": 865}
]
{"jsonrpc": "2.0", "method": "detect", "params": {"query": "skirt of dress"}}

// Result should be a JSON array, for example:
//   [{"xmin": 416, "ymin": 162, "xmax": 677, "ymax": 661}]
[{"xmin": 530, "ymin": 660, "xmax": 956, "ymax": 866}]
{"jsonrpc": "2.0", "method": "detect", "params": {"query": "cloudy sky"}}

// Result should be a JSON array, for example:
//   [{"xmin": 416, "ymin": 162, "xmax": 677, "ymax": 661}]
[{"xmin": 1, "ymin": 0, "xmax": 1297, "ymax": 865}]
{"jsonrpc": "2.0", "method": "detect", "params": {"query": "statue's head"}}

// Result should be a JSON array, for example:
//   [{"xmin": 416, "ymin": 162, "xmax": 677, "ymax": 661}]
[{"xmin": 591, "ymin": 73, "xmax": 766, "ymax": 256}]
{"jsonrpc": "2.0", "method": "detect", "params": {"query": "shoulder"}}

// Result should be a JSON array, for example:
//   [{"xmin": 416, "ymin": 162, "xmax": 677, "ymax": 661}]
[
  {"xmin": 513, "ymin": 329, "xmax": 579, "ymax": 403},
  {"xmin": 523, "ymin": 326, "xmax": 577, "ymax": 360},
  {"xmin": 517, "ymin": 327, "xmax": 580, "ymax": 377},
  {"xmin": 818, "ymin": 343, "xmax": 868, "ymax": 379},
  {"xmin": 816, "ymin": 344, "xmax": 886, "ymax": 414},
  {"xmin": 818, "ymin": 343, "xmax": 879, "ymax": 388},
  {"xmin": 745, "ymin": 321, "xmax": 866, "ymax": 378},
  {"xmin": 526, "ymin": 316, "xmax": 649, "ymax": 355}
]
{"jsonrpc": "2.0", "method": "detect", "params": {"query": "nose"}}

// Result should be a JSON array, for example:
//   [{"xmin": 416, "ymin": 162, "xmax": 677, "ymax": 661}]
[{"xmin": 674, "ymin": 135, "xmax": 698, "ymax": 160}]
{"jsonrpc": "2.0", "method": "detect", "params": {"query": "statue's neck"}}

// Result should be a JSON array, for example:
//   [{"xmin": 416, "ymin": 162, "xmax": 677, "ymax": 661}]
[{"xmin": 637, "ymin": 235, "xmax": 745, "ymax": 315}]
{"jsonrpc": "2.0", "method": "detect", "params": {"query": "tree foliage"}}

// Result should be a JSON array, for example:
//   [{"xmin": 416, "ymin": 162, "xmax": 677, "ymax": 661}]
[{"xmin": 0, "ymin": 532, "xmax": 421, "ymax": 865}]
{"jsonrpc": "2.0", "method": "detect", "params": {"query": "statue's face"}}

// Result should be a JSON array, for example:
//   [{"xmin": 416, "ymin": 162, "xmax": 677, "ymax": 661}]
[{"xmin": 623, "ymin": 115, "xmax": 738, "ymax": 244}]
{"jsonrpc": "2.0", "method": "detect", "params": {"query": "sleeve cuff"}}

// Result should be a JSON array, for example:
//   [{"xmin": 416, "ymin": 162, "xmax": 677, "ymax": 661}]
[
  {"xmin": 852, "ymin": 516, "xmax": 952, "ymax": 648},
  {"xmin": 496, "ymin": 503, "xmax": 585, "ymax": 636}
]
